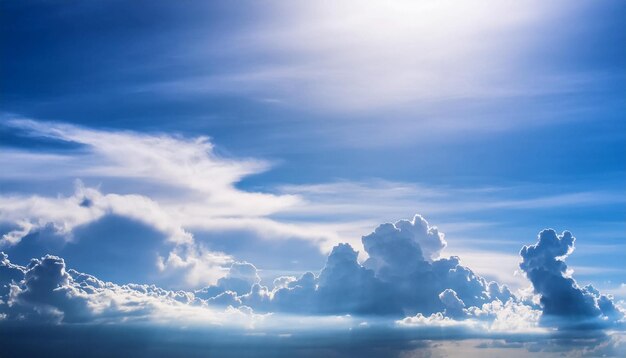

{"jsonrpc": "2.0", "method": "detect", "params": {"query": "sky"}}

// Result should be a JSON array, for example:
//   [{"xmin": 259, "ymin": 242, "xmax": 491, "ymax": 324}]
[{"xmin": 0, "ymin": 1, "xmax": 625, "ymax": 357}]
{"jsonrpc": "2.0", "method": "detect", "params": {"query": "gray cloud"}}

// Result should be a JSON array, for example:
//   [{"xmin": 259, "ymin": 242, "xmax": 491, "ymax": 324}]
[{"xmin": 519, "ymin": 229, "xmax": 624, "ymax": 329}]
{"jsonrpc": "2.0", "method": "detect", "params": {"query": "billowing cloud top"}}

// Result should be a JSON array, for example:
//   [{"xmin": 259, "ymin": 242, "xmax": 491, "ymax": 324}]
[
  {"xmin": 2, "ymin": 215, "xmax": 622, "ymax": 334},
  {"xmin": 519, "ymin": 229, "xmax": 623, "ymax": 329}
]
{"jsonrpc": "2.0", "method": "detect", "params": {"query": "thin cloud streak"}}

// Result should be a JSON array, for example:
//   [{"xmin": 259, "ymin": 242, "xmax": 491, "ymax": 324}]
[{"xmin": 150, "ymin": 0, "xmax": 590, "ymax": 112}]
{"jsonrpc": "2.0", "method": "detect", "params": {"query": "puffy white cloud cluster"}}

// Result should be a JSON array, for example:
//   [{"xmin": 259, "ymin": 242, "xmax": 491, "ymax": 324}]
[
  {"xmin": 399, "ymin": 291, "xmax": 544, "ymax": 334},
  {"xmin": 194, "ymin": 216, "xmax": 623, "ymax": 334},
  {"xmin": 195, "ymin": 261, "xmax": 261, "ymax": 306},
  {"xmin": 0, "ymin": 253, "xmax": 260, "ymax": 326},
  {"xmin": 1, "ymin": 214, "xmax": 623, "ymax": 339},
  {"xmin": 202, "ymin": 216, "xmax": 512, "ymax": 317}
]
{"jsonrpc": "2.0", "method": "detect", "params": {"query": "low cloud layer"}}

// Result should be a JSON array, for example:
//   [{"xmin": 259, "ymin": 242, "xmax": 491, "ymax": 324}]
[
  {"xmin": 2, "ymin": 215, "xmax": 622, "ymax": 338},
  {"xmin": 0, "ymin": 252, "xmax": 261, "ymax": 327}
]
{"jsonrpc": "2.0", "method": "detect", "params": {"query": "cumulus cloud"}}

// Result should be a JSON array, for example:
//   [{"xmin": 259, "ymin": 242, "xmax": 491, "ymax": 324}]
[
  {"xmin": 196, "ymin": 261, "xmax": 261, "ymax": 299},
  {"xmin": 4, "ymin": 214, "xmax": 504, "ymax": 323},
  {"xmin": 400, "ymin": 293, "xmax": 544, "ymax": 334},
  {"xmin": 362, "ymin": 214, "xmax": 445, "ymax": 274},
  {"xmin": 204, "ymin": 216, "xmax": 511, "ymax": 318},
  {"xmin": 519, "ymin": 229, "xmax": 624, "ymax": 329},
  {"xmin": 1, "ymin": 210, "xmax": 623, "ymax": 338},
  {"xmin": 0, "ymin": 252, "xmax": 260, "ymax": 326},
  {"xmin": 156, "ymin": 244, "xmax": 234, "ymax": 288},
  {"xmin": 0, "ymin": 251, "xmax": 24, "ymax": 298},
  {"xmin": 176, "ymin": 215, "xmax": 623, "ymax": 337},
  {"xmin": 1, "ymin": 213, "xmax": 624, "ymax": 357},
  {"xmin": 8, "ymin": 255, "xmax": 93, "ymax": 322}
]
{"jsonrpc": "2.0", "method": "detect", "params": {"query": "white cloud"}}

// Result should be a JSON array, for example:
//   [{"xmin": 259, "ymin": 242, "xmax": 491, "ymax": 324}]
[
  {"xmin": 397, "ymin": 299, "xmax": 545, "ymax": 334},
  {"xmin": 0, "ymin": 120, "xmax": 339, "ymax": 242},
  {"xmin": 156, "ymin": 245, "xmax": 233, "ymax": 288},
  {"xmin": 8, "ymin": 119, "xmax": 299, "ymax": 214},
  {"xmin": 1, "ymin": 213, "xmax": 622, "ymax": 338},
  {"xmin": 397, "ymin": 312, "xmax": 476, "ymax": 328},
  {"xmin": 1, "ymin": 253, "xmax": 265, "ymax": 327},
  {"xmin": 0, "ymin": 181, "xmax": 192, "ymax": 245},
  {"xmin": 467, "ymin": 299, "xmax": 544, "ymax": 333}
]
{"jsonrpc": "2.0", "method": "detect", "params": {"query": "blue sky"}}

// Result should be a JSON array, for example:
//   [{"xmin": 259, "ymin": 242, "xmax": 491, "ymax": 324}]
[{"xmin": 1, "ymin": 1, "xmax": 625, "ymax": 356}]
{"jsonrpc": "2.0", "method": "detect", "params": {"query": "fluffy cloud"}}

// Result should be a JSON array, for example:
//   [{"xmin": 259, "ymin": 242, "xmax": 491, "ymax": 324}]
[
  {"xmin": 0, "ymin": 252, "xmax": 260, "ymax": 326},
  {"xmin": 210, "ymin": 216, "xmax": 511, "ymax": 318},
  {"xmin": 196, "ymin": 261, "xmax": 261, "ymax": 299},
  {"xmin": 0, "ymin": 181, "xmax": 192, "ymax": 246},
  {"xmin": 439, "ymin": 289, "xmax": 467, "ymax": 319},
  {"xmin": 519, "ymin": 229, "xmax": 624, "ymax": 329},
  {"xmin": 363, "ymin": 214, "xmax": 446, "ymax": 264},
  {"xmin": 4, "ymin": 215, "xmax": 497, "ymax": 323},
  {"xmin": 5, "ymin": 247, "xmax": 609, "ymax": 358},
  {"xmin": 8, "ymin": 255, "xmax": 93, "ymax": 322},
  {"xmin": 1, "ymin": 214, "xmax": 623, "ymax": 342},
  {"xmin": 192, "ymin": 216, "xmax": 622, "ymax": 335}
]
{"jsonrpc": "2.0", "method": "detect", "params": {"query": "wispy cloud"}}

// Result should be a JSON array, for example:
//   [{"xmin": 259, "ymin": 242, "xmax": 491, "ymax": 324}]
[
  {"xmin": 1, "ymin": 119, "xmax": 623, "ymax": 287},
  {"xmin": 141, "ymin": 0, "xmax": 604, "ymax": 114},
  {"xmin": 279, "ymin": 180, "xmax": 624, "ymax": 219}
]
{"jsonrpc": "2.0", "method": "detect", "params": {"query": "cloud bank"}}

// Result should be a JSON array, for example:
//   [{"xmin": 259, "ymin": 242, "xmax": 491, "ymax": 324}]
[
  {"xmin": 0, "ymin": 252, "xmax": 261, "ymax": 327},
  {"xmin": 1, "ymin": 213, "xmax": 624, "ymax": 358},
  {"xmin": 2, "ymin": 215, "xmax": 622, "ymax": 335}
]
